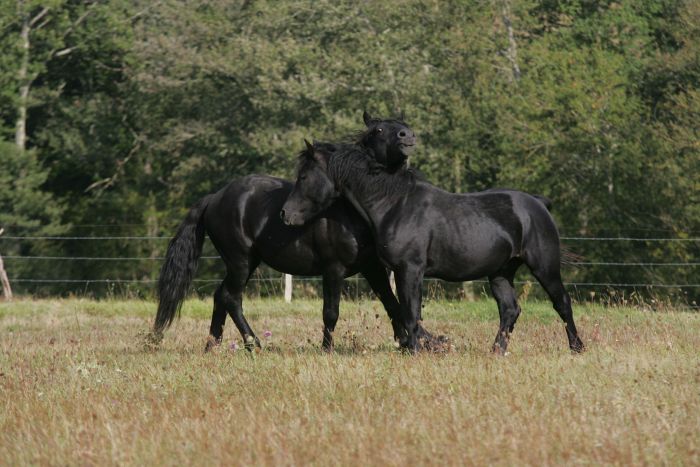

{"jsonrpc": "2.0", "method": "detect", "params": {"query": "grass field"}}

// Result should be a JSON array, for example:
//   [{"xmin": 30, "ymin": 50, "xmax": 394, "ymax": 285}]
[{"xmin": 1, "ymin": 298, "xmax": 699, "ymax": 465}]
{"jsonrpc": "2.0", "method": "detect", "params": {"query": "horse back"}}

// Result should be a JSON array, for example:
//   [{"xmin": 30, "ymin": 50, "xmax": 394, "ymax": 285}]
[
  {"xmin": 204, "ymin": 174, "xmax": 292, "ymax": 247},
  {"xmin": 395, "ymin": 187, "xmax": 559, "ymax": 279}
]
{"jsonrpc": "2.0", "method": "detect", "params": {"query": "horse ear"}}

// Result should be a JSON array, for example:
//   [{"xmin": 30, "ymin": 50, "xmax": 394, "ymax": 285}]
[
  {"xmin": 304, "ymin": 138, "xmax": 314, "ymax": 152},
  {"xmin": 363, "ymin": 110, "xmax": 373, "ymax": 126},
  {"xmin": 311, "ymin": 144, "xmax": 331, "ymax": 168}
]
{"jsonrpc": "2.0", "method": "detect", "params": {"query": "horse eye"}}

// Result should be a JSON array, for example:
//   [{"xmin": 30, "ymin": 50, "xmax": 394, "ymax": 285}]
[{"xmin": 376, "ymin": 128, "xmax": 383, "ymax": 134}]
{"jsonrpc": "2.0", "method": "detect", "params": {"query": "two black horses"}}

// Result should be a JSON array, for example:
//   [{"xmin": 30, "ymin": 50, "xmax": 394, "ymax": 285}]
[
  {"xmin": 281, "ymin": 140, "xmax": 585, "ymax": 354},
  {"xmin": 153, "ymin": 114, "xmax": 437, "ymax": 351},
  {"xmin": 156, "ymin": 112, "xmax": 584, "ymax": 355}
]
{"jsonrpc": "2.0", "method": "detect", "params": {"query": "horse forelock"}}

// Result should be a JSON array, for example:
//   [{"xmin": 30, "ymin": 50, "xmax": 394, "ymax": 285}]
[{"xmin": 295, "ymin": 141, "xmax": 336, "ymax": 172}]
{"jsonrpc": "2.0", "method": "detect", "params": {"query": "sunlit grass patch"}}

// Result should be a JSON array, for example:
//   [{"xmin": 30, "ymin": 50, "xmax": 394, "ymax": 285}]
[{"xmin": 1, "ymin": 298, "xmax": 698, "ymax": 465}]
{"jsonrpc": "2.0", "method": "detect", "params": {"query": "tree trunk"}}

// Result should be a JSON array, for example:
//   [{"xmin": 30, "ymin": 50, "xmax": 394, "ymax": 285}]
[
  {"xmin": 16, "ymin": 11, "xmax": 30, "ymax": 151},
  {"xmin": 0, "ymin": 229, "xmax": 12, "ymax": 300},
  {"xmin": 500, "ymin": 0, "xmax": 521, "ymax": 83},
  {"xmin": 0, "ymin": 255, "xmax": 12, "ymax": 300}
]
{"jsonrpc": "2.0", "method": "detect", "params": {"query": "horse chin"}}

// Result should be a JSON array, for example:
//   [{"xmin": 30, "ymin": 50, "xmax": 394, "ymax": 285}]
[{"xmin": 399, "ymin": 144, "xmax": 415, "ymax": 156}]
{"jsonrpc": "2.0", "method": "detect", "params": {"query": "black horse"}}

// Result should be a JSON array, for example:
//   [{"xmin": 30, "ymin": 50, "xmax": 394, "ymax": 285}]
[
  {"xmin": 153, "ymin": 114, "xmax": 437, "ymax": 351},
  {"xmin": 281, "ymin": 142, "xmax": 585, "ymax": 354}
]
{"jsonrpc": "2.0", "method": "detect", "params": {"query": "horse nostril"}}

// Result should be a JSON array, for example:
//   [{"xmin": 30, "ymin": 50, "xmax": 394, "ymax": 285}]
[
  {"xmin": 280, "ymin": 209, "xmax": 286, "ymax": 220},
  {"xmin": 398, "ymin": 130, "xmax": 407, "ymax": 138}
]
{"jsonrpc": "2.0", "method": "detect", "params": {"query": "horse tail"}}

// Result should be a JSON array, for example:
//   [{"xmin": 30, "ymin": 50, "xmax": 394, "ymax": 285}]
[
  {"xmin": 560, "ymin": 246, "xmax": 585, "ymax": 266},
  {"xmin": 153, "ymin": 195, "xmax": 212, "ymax": 334}
]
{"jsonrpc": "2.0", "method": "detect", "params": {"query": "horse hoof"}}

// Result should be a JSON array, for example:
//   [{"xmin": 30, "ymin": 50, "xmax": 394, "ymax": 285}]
[
  {"xmin": 570, "ymin": 340, "xmax": 585, "ymax": 353},
  {"xmin": 244, "ymin": 335, "xmax": 261, "ymax": 352},
  {"xmin": 204, "ymin": 335, "xmax": 221, "ymax": 353},
  {"xmin": 396, "ymin": 339, "xmax": 418, "ymax": 355}
]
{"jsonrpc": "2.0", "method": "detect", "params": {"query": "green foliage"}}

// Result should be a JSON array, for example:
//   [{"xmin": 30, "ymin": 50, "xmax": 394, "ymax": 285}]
[
  {"xmin": 0, "ymin": 0, "xmax": 697, "ymax": 299},
  {"xmin": 0, "ymin": 141, "xmax": 65, "ymax": 286},
  {"xmin": 0, "ymin": 141, "xmax": 62, "ymax": 231}
]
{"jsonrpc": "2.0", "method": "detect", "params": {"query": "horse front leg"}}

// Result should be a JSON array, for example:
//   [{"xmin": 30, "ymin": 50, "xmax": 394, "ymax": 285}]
[
  {"xmin": 395, "ymin": 264, "xmax": 425, "ymax": 353},
  {"xmin": 359, "ymin": 261, "xmax": 408, "ymax": 343},
  {"xmin": 321, "ymin": 270, "xmax": 343, "ymax": 352},
  {"xmin": 361, "ymin": 262, "xmax": 448, "ymax": 350}
]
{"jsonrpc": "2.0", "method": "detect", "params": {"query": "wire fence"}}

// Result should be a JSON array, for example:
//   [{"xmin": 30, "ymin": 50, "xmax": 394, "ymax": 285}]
[
  {"xmin": 4, "ymin": 255, "xmax": 699, "ymax": 268},
  {"xmin": 2, "ymin": 235, "xmax": 700, "ymax": 241},
  {"xmin": 1, "ymin": 234, "xmax": 699, "ymax": 300}
]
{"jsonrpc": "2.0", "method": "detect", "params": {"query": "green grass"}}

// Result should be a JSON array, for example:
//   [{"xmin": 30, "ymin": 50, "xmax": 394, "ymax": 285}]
[{"xmin": 1, "ymin": 298, "xmax": 699, "ymax": 465}]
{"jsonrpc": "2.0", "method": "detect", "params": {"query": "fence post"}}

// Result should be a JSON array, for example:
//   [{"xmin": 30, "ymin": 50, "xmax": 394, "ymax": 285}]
[
  {"xmin": 0, "ymin": 228, "xmax": 12, "ymax": 300},
  {"xmin": 284, "ymin": 274, "xmax": 292, "ymax": 302},
  {"xmin": 462, "ymin": 281, "xmax": 474, "ymax": 301}
]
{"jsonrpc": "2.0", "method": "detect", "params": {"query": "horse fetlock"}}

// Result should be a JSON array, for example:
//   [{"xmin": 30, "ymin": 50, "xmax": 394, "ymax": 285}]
[
  {"xmin": 390, "ymin": 319, "xmax": 410, "ymax": 343},
  {"xmin": 395, "ymin": 333, "xmax": 410, "ymax": 349},
  {"xmin": 492, "ymin": 342, "xmax": 509, "ymax": 356},
  {"xmin": 322, "ymin": 329, "xmax": 334, "ymax": 351},
  {"xmin": 244, "ymin": 334, "xmax": 261, "ymax": 352},
  {"xmin": 415, "ymin": 321, "xmax": 434, "ymax": 340},
  {"xmin": 204, "ymin": 335, "xmax": 222, "ymax": 353},
  {"xmin": 401, "ymin": 331, "xmax": 420, "ymax": 353},
  {"xmin": 390, "ymin": 319, "xmax": 405, "ymax": 336},
  {"xmin": 493, "ymin": 331, "xmax": 511, "ymax": 355}
]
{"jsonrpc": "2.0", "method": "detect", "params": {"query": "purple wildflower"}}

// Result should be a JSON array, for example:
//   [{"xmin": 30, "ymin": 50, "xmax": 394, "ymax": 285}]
[
  {"xmin": 229, "ymin": 341, "xmax": 239, "ymax": 351},
  {"xmin": 263, "ymin": 330, "xmax": 272, "ymax": 339}
]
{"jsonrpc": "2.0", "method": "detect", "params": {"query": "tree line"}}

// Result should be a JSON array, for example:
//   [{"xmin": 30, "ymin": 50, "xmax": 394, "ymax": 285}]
[{"xmin": 0, "ymin": 0, "xmax": 698, "ymax": 302}]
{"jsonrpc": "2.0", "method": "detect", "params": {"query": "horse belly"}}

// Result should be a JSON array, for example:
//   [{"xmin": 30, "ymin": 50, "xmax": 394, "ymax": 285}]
[
  {"xmin": 425, "ymin": 231, "xmax": 513, "ymax": 281},
  {"xmin": 260, "ymin": 238, "xmax": 322, "ymax": 276},
  {"xmin": 258, "ymin": 219, "xmax": 364, "ymax": 277}
]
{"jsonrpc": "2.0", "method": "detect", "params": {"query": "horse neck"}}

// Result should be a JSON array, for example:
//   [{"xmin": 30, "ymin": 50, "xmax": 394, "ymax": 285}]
[{"xmin": 330, "ymin": 156, "xmax": 405, "ymax": 231}]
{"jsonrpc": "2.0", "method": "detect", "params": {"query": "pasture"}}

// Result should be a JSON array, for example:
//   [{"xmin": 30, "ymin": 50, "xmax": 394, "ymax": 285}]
[{"xmin": 1, "ymin": 298, "xmax": 698, "ymax": 465}]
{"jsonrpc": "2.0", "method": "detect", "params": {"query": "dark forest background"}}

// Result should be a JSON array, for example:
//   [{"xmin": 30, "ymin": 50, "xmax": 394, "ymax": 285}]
[{"xmin": 1, "ymin": 0, "xmax": 698, "ymax": 303}]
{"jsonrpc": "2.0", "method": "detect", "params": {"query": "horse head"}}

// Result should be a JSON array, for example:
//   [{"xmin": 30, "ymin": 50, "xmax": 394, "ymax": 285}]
[
  {"xmin": 359, "ymin": 111, "xmax": 416, "ymax": 170},
  {"xmin": 281, "ymin": 139, "xmax": 339, "ymax": 226}
]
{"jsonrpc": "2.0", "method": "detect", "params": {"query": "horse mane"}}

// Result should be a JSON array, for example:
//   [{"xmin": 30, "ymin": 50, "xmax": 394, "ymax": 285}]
[{"xmin": 328, "ymin": 143, "xmax": 419, "ymax": 200}]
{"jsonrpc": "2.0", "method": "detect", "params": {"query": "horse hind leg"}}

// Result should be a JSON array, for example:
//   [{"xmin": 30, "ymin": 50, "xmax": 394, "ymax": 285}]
[
  {"xmin": 528, "ymin": 260, "xmax": 584, "ymax": 353},
  {"xmin": 222, "ymin": 257, "xmax": 263, "ymax": 351},
  {"xmin": 489, "ymin": 270, "xmax": 522, "ymax": 355},
  {"xmin": 205, "ymin": 283, "xmax": 229, "ymax": 352},
  {"xmin": 205, "ymin": 255, "xmax": 261, "ymax": 352}
]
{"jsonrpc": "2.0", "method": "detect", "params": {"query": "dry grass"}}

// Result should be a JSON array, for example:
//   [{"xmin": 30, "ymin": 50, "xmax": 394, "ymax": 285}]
[{"xmin": 1, "ymin": 298, "xmax": 699, "ymax": 466}]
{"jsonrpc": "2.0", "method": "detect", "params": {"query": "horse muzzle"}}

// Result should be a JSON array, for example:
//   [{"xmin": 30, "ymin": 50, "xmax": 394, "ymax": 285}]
[
  {"xmin": 399, "ymin": 136, "xmax": 416, "ymax": 155},
  {"xmin": 280, "ymin": 208, "xmax": 303, "ymax": 226}
]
